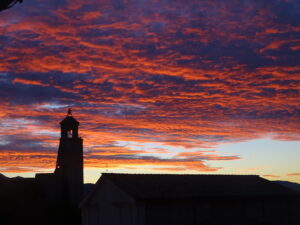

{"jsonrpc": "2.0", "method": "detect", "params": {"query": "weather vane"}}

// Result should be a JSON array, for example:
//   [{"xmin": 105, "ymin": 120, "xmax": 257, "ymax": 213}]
[{"xmin": 0, "ymin": 0, "xmax": 23, "ymax": 12}]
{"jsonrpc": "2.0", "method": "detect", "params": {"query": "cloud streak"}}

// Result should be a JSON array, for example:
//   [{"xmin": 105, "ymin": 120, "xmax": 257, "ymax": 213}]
[{"xmin": 0, "ymin": 0, "xmax": 299, "ymax": 174}]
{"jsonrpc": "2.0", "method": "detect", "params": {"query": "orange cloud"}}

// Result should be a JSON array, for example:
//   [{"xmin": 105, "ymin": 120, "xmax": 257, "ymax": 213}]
[
  {"xmin": 287, "ymin": 173, "xmax": 300, "ymax": 176},
  {"xmin": 262, "ymin": 174, "xmax": 280, "ymax": 178},
  {"xmin": 12, "ymin": 78, "xmax": 49, "ymax": 87}
]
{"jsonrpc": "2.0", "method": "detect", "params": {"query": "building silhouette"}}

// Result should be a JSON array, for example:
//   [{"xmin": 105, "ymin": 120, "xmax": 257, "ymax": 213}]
[
  {"xmin": 0, "ymin": 110, "xmax": 299, "ymax": 225},
  {"xmin": 81, "ymin": 173, "xmax": 300, "ymax": 225},
  {"xmin": 55, "ymin": 108, "xmax": 83, "ymax": 205},
  {"xmin": 0, "ymin": 109, "xmax": 83, "ymax": 225}
]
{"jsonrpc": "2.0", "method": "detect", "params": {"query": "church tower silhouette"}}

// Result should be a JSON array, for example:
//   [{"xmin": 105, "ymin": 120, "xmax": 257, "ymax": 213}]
[{"xmin": 55, "ymin": 109, "xmax": 83, "ymax": 205}]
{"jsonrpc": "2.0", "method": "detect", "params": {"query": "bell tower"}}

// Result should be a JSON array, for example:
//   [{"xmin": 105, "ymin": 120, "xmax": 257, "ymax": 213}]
[{"xmin": 55, "ymin": 108, "xmax": 83, "ymax": 206}]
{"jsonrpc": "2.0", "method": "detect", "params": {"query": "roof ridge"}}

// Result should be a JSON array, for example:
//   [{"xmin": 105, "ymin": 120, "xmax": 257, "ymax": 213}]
[{"xmin": 102, "ymin": 173, "xmax": 259, "ymax": 176}]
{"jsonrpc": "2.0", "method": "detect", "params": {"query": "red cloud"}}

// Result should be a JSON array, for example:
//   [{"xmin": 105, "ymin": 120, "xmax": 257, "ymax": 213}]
[{"xmin": 0, "ymin": 0, "xmax": 299, "ymax": 175}]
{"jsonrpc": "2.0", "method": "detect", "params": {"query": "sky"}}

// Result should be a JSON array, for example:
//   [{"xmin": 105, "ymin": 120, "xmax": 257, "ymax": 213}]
[{"xmin": 0, "ymin": 0, "xmax": 299, "ymax": 184}]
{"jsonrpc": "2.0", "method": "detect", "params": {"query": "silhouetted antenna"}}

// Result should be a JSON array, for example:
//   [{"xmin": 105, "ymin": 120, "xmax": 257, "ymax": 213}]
[{"xmin": 0, "ymin": 0, "xmax": 23, "ymax": 12}]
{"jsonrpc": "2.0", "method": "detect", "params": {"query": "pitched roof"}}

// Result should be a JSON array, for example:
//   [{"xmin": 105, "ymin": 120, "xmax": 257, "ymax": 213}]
[
  {"xmin": 60, "ymin": 115, "xmax": 79, "ymax": 125},
  {"xmin": 99, "ymin": 173, "xmax": 298, "ymax": 200}
]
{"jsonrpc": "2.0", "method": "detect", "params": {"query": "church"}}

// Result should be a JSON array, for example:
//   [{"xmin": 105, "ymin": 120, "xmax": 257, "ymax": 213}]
[{"xmin": 0, "ymin": 110, "xmax": 299, "ymax": 225}]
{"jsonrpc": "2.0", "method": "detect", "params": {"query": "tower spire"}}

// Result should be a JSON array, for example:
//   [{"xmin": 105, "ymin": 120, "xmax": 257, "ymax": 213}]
[{"xmin": 67, "ymin": 108, "xmax": 72, "ymax": 116}]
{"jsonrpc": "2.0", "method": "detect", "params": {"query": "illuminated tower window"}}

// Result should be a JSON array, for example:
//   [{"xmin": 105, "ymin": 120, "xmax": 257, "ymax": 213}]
[{"xmin": 67, "ymin": 129, "xmax": 73, "ymax": 138}]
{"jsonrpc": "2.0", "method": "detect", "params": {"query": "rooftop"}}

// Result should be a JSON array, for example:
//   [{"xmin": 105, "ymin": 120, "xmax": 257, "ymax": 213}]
[{"xmin": 84, "ymin": 173, "xmax": 299, "ymax": 203}]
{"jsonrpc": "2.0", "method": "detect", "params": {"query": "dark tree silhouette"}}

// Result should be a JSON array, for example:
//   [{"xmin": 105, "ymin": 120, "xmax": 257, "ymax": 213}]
[{"xmin": 0, "ymin": 0, "xmax": 22, "ymax": 12}]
